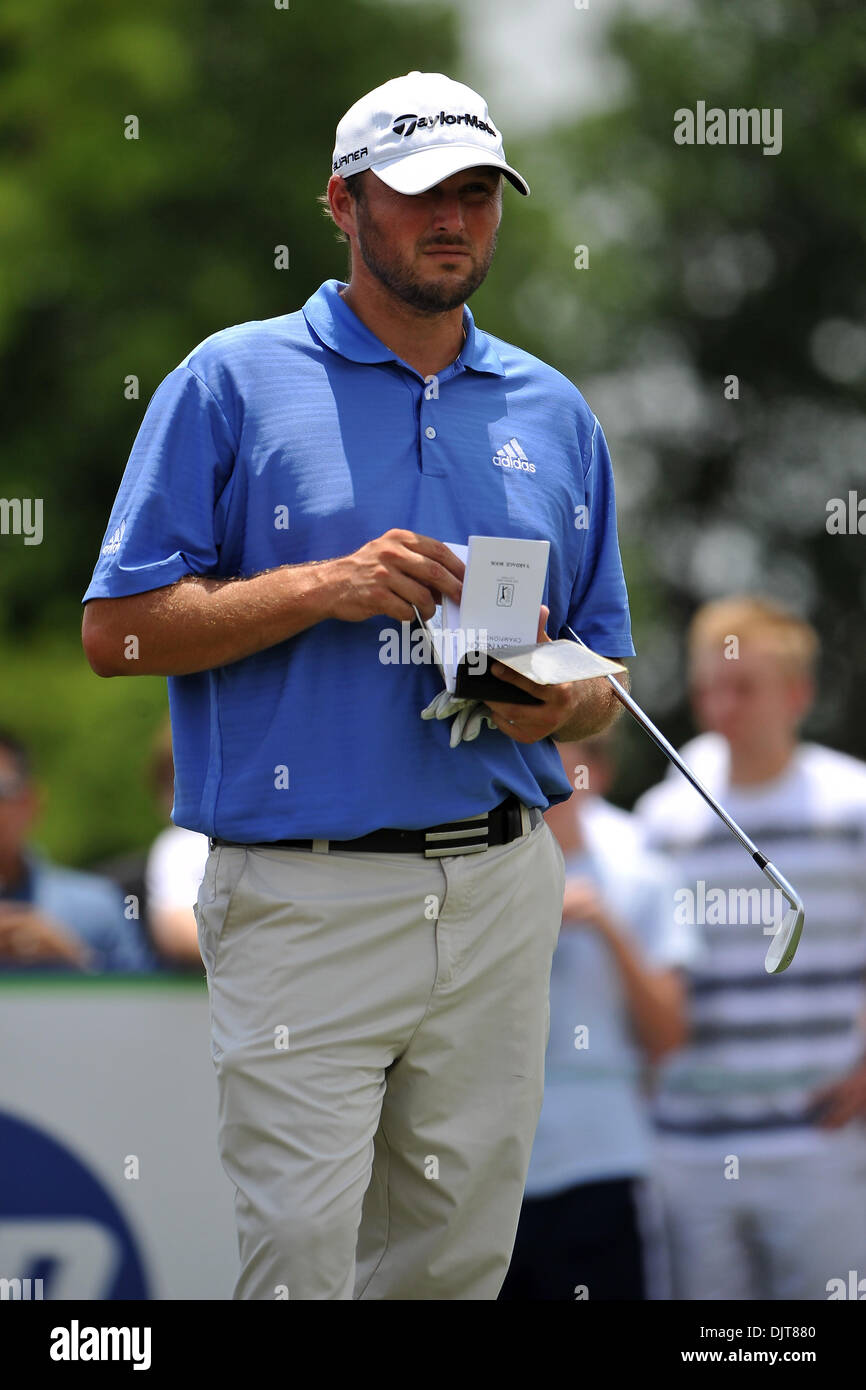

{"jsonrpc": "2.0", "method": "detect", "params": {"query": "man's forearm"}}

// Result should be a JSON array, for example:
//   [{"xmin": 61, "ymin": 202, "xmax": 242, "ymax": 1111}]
[
  {"xmin": 82, "ymin": 561, "xmax": 343, "ymax": 677},
  {"xmin": 552, "ymin": 666, "xmax": 629, "ymax": 742}
]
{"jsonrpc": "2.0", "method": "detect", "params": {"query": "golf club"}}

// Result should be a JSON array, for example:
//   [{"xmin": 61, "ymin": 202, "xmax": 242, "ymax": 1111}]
[{"xmin": 564, "ymin": 625, "xmax": 805, "ymax": 973}]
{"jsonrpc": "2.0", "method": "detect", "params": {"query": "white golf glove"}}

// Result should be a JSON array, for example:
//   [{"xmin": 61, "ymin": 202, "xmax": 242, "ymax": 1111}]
[{"xmin": 420, "ymin": 689, "xmax": 496, "ymax": 747}]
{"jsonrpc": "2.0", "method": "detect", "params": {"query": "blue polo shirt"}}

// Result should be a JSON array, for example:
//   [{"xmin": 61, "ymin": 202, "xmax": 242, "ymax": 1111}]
[{"xmin": 83, "ymin": 279, "xmax": 634, "ymax": 840}]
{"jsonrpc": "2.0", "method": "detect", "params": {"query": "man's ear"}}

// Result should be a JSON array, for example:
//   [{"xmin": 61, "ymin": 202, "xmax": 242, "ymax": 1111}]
[{"xmin": 328, "ymin": 174, "xmax": 358, "ymax": 241}]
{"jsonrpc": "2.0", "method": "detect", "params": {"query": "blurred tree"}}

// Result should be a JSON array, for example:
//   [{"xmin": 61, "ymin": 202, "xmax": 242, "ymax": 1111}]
[
  {"xmin": 0, "ymin": 0, "xmax": 461, "ymax": 633},
  {"xmin": 477, "ymin": 0, "xmax": 866, "ymax": 803},
  {"xmin": 2, "ymin": 0, "xmax": 864, "ymax": 853},
  {"xmin": 0, "ymin": 0, "xmax": 469, "ymax": 860}
]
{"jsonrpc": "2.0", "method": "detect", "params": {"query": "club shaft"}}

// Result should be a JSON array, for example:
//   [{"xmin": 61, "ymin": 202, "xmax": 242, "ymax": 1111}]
[
  {"xmin": 562, "ymin": 629, "xmax": 804, "ymax": 967},
  {"xmin": 564, "ymin": 626, "xmax": 767, "ymax": 868},
  {"xmin": 609, "ymin": 674, "xmax": 766, "ymax": 861},
  {"xmin": 609, "ymin": 674, "xmax": 804, "ymax": 921}
]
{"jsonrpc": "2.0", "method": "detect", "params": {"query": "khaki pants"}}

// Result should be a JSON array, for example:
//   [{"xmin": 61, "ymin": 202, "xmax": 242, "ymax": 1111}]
[{"xmin": 194, "ymin": 815, "xmax": 565, "ymax": 1300}]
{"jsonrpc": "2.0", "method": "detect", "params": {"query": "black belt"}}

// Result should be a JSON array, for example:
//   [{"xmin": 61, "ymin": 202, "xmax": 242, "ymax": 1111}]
[{"xmin": 209, "ymin": 796, "xmax": 542, "ymax": 859}]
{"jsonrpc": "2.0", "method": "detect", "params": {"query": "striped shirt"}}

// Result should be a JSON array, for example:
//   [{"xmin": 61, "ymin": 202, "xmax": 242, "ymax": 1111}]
[{"xmin": 635, "ymin": 740, "xmax": 866, "ymax": 1157}]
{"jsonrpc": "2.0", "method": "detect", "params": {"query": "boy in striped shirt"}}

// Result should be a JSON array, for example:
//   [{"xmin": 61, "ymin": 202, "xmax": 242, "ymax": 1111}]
[{"xmin": 636, "ymin": 598, "xmax": 866, "ymax": 1300}]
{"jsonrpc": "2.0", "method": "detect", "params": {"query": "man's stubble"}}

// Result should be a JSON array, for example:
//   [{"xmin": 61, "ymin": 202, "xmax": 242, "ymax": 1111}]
[{"xmin": 352, "ymin": 198, "xmax": 499, "ymax": 314}]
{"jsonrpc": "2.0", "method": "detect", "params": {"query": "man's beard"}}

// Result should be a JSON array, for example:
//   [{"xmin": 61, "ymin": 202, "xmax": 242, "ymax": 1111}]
[{"xmin": 353, "ymin": 202, "xmax": 497, "ymax": 313}]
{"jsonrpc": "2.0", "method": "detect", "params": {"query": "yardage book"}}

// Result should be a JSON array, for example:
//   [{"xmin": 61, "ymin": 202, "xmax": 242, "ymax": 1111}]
[{"xmin": 415, "ymin": 535, "xmax": 624, "ymax": 707}]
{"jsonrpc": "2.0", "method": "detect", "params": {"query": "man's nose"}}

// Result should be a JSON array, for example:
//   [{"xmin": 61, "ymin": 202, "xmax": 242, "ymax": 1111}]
[{"xmin": 430, "ymin": 194, "xmax": 467, "ymax": 233}]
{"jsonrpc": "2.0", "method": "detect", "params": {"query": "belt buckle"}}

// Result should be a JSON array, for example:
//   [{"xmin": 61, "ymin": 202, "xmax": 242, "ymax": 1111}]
[{"xmin": 423, "ymin": 810, "xmax": 490, "ymax": 858}]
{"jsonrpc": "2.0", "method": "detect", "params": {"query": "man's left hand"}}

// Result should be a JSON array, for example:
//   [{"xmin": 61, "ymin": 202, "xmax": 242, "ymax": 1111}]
[{"xmin": 485, "ymin": 607, "xmax": 610, "ymax": 744}]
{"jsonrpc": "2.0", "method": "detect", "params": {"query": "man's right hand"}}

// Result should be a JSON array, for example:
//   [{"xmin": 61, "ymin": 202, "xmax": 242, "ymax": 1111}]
[{"xmin": 326, "ymin": 529, "xmax": 464, "ymax": 623}]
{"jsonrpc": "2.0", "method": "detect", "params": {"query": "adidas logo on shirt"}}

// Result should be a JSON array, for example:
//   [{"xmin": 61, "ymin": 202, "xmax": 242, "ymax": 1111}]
[
  {"xmin": 101, "ymin": 519, "xmax": 126, "ymax": 556},
  {"xmin": 492, "ymin": 438, "xmax": 536, "ymax": 473}
]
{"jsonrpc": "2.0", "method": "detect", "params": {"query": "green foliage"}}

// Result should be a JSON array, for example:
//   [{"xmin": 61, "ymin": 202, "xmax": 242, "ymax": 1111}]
[
  {"xmin": 0, "ymin": 632, "xmax": 168, "ymax": 864},
  {"xmin": 0, "ymin": 0, "xmax": 463, "ymax": 862},
  {"xmin": 490, "ymin": 0, "xmax": 866, "ymax": 796},
  {"xmin": 0, "ymin": 0, "xmax": 460, "ymax": 635},
  {"xmin": 2, "ymin": 0, "xmax": 864, "ymax": 849}
]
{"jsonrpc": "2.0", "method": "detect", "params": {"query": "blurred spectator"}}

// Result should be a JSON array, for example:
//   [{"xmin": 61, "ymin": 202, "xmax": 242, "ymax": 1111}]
[
  {"xmin": 499, "ymin": 735, "xmax": 695, "ymax": 1301},
  {"xmin": 636, "ymin": 597, "xmax": 866, "ymax": 1300},
  {"xmin": 0, "ymin": 729, "xmax": 153, "ymax": 972},
  {"xmin": 144, "ymin": 720, "xmax": 208, "ymax": 968}
]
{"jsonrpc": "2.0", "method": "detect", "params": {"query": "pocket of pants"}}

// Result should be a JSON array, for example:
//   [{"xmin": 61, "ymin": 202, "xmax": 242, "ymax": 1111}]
[
  {"xmin": 195, "ymin": 846, "xmax": 221, "ymax": 916},
  {"xmin": 196, "ymin": 847, "xmax": 246, "ymax": 978},
  {"xmin": 194, "ymin": 847, "xmax": 220, "ymax": 969}
]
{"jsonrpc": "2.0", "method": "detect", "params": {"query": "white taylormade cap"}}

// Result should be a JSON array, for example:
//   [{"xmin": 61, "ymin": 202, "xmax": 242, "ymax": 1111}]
[{"xmin": 331, "ymin": 70, "xmax": 530, "ymax": 197}]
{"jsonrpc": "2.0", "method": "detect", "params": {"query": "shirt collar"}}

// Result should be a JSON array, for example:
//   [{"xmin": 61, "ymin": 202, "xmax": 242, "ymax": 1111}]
[{"xmin": 302, "ymin": 279, "xmax": 506, "ymax": 377}]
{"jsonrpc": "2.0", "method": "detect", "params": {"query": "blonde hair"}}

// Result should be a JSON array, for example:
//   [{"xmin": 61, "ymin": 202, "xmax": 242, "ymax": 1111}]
[{"xmin": 688, "ymin": 597, "xmax": 818, "ymax": 678}]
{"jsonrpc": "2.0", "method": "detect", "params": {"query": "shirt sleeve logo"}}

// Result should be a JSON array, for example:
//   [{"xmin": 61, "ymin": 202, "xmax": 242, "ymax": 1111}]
[{"xmin": 101, "ymin": 518, "xmax": 126, "ymax": 557}]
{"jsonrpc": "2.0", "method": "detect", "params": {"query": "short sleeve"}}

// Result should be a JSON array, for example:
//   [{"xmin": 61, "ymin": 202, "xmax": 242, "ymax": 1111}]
[
  {"xmin": 564, "ymin": 416, "xmax": 635, "ymax": 657},
  {"xmin": 82, "ymin": 366, "xmax": 237, "ymax": 602}
]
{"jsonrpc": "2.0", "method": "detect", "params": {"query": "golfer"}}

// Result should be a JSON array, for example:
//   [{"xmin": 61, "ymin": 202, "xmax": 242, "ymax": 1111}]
[{"xmin": 81, "ymin": 70, "xmax": 634, "ymax": 1300}]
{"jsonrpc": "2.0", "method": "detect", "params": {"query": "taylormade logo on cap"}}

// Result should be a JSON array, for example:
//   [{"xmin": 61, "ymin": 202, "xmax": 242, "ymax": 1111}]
[
  {"xmin": 331, "ymin": 71, "xmax": 530, "ymax": 197},
  {"xmin": 390, "ymin": 111, "xmax": 497, "ymax": 139}
]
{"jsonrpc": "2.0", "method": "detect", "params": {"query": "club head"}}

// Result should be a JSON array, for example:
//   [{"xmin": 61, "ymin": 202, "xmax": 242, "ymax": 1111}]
[{"xmin": 764, "ymin": 902, "xmax": 805, "ymax": 974}]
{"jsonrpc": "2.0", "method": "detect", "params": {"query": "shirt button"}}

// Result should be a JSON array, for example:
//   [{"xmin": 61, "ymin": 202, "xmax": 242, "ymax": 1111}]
[{"xmin": 424, "ymin": 426, "xmax": 437, "ymax": 439}]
